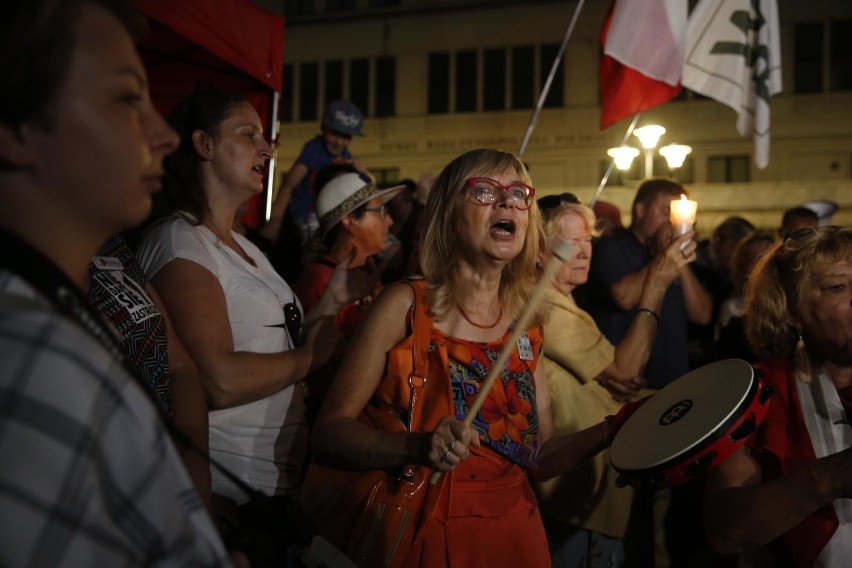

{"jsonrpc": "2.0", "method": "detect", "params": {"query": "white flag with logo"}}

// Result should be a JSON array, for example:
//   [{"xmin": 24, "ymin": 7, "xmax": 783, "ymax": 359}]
[{"xmin": 682, "ymin": 0, "xmax": 781, "ymax": 169}]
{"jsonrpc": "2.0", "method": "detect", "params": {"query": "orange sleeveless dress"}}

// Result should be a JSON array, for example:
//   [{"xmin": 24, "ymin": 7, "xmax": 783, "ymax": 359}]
[{"xmin": 399, "ymin": 297, "xmax": 550, "ymax": 568}]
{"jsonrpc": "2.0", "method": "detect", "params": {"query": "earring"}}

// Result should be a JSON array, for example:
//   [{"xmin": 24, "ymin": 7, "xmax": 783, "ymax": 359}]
[{"xmin": 795, "ymin": 332, "xmax": 812, "ymax": 383}]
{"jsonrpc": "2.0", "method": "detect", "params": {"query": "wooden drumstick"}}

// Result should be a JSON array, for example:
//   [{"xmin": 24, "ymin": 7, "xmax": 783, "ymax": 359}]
[{"xmin": 429, "ymin": 237, "xmax": 575, "ymax": 485}]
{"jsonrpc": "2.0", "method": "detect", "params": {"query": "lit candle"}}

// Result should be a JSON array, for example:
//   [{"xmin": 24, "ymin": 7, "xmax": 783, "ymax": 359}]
[{"xmin": 670, "ymin": 194, "xmax": 697, "ymax": 236}]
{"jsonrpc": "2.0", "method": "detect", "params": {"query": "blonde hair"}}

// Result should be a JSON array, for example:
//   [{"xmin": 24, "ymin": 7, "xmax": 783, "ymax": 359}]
[
  {"xmin": 541, "ymin": 202, "xmax": 600, "ymax": 241},
  {"xmin": 419, "ymin": 149, "xmax": 543, "ymax": 320},
  {"xmin": 745, "ymin": 226, "xmax": 852, "ymax": 360}
]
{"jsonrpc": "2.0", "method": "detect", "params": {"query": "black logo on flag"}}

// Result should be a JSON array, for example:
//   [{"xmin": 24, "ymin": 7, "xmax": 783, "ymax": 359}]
[{"xmin": 708, "ymin": 0, "xmax": 772, "ymax": 102}]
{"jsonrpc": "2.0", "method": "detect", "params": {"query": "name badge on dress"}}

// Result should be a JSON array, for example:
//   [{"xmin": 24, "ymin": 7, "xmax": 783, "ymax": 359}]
[
  {"xmin": 517, "ymin": 331, "xmax": 534, "ymax": 361},
  {"xmin": 92, "ymin": 256, "xmax": 124, "ymax": 271}
]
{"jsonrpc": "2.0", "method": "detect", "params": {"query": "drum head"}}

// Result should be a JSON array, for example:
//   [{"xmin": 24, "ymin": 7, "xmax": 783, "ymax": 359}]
[{"xmin": 610, "ymin": 359, "xmax": 755, "ymax": 473}]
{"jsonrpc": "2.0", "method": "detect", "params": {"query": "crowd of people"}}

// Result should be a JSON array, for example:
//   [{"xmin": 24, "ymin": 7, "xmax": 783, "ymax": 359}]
[{"xmin": 1, "ymin": 1, "xmax": 849, "ymax": 568}]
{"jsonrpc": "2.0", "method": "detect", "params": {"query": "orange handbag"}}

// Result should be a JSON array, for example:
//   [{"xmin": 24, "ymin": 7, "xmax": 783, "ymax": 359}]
[{"xmin": 297, "ymin": 281, "xmax": 449, "ymax": 568}]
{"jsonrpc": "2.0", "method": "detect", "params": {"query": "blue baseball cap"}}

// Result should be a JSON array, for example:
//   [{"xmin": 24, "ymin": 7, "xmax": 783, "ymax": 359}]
[{"xmin": 322, "ymin": 100, "xmax": 364, "ymax": 137}]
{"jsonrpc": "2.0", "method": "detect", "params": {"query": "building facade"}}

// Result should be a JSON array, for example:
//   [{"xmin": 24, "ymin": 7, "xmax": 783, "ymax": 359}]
[{"xmin": 273, "ymin": 0, "xmax": 852, "ymax": 233}]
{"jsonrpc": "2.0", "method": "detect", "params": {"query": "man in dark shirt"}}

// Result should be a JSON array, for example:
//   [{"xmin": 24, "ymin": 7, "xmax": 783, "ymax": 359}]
[
  {"xmin": 581, "ymin": 178, "xmax": 713, "ymax": 568},
  {"xmin": 583, "ymin": 178, "xmax": 711, "ymax": 389}
]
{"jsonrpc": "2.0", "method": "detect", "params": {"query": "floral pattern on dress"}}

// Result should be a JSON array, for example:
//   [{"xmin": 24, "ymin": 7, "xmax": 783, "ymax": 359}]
[
  {"xmin": 480, "ymin": 378, "xmax": 531, "ymax": 445},
  {"xmin": 436, "ymin": 326, "xmax": 542, "ymax": 469}
]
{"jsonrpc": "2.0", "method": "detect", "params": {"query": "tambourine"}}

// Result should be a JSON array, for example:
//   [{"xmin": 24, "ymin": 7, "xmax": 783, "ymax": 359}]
[{"xmin": 609, "ymin": 359, "xmax": 773, "ymax": 491}]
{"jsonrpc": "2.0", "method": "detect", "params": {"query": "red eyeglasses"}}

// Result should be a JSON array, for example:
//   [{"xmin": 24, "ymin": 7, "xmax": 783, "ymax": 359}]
[{"xmin": 465, "ymin": 177, "xmax": 536, "ymax": 210}]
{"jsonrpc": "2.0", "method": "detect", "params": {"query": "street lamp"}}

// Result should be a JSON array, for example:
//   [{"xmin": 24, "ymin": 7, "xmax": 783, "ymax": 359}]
[
  {"xmin": 659, "ymin": 144, "xmax": 693, "ymax": 170},
  {"xmin": 607, "ymin": 146, "xmax": 640, "ymax": 171},
  {"xmin": 606, "ymin": 124, "xmax": 693, "ymax": 179},
  {"xmin": 633, "ymin": 124, "xmax": 666, "ymax": 177}
]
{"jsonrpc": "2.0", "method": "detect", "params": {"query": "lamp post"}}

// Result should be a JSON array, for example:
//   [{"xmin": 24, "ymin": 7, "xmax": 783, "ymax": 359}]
[
  {"xmin": 607, "ymin": 124, "xmax": 692, "ymax": 179},
  {"xmin": 633, "ymin": 124, "xmax": 666, "ymax": 177}
]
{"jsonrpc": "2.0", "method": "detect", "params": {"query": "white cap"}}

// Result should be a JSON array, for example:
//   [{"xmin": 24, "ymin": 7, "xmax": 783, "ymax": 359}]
[
  {"xmin": 800, "ymin": 200, "xmax": 839, "ymax": 226},
  {"xmin": 316, "ymin": 173, "xmax": 404, "ymax": 236}
]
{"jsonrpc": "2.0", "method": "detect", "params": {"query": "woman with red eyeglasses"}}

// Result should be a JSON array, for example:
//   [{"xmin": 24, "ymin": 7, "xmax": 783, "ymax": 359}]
[{"xmin": 311, "ymin": 148, "xmax": 625, "ymax": 567}]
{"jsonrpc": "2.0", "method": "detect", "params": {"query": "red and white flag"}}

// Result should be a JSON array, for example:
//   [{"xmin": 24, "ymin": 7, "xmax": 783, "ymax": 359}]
[
  {"xmin": 599, "ymin": 0, "xmax": 687, "ymax": 129},
  {"xmin": 682, "ymin": 0, "xmax": 782, "ymax": 169}
]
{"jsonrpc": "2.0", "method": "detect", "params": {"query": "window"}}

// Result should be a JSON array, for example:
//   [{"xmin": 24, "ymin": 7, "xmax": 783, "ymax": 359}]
[
  {"xmin": 281, "ymin": 64, "xmax": 294, "ymax": 122},
  {"xmin": 540, "ymin": 43, "xmax": 564, "ymax": 108},
  {"xmin": 483, "ymin": 48, "xmax": 506, "ymax": 111},
  {"xmin": 511, "ymin": 46, "xmax": 534, "ymax": 109},
  {"xmin": 326, "ymin": 0, "xmax": 356, "ymax": 11},
  {"xmin": 708, "ymin": 156, "xmax": 750, "ymax": 183},
  {"xmin": 324, "ymin": 60, "xmax": 344, "ymax": 109},
  {"xmin": 375, "ymin": 57, "xmax": 396, "ymax": 117},
  {"xmin": 291, "ymin": 56, "xmax": 393, "ymax": 122},
  {"xmin": 349, "ymin": 59, "xmax": 370, "ymax": 117},
  {"xmin": 284, "ymin": 0, "xmax": 312, "ymax": 16},
  {"xmin": 455, "ymin": 51, "xmax": 477, "ymax": 112},
  {"xmin": 299, "ymin": 62, "xmax": 318, "ymax": 121},
  {"xmin": 425, "ymin": 44, "xmax": 571, "ymax": 115},
  {"xmin": 829, "ymin": 20, "xmax": 852, "ymax": 91},
  {"xmin": 372, "ymin": 168, "xmax": 400, "ymax": 185},
  {"xmin": 794, "ymin": 22, "xmax": 822, "ymax": 93},
  {"xmin": 428, "ymin": 52, "xmax": 450, "ymax": 114},
  {"xmin": 795, "ymin": 19, "xmax": 852, "ymax": 93}
]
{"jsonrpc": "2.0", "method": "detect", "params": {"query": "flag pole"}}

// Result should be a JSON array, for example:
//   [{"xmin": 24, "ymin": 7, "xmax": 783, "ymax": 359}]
[
  {"xmin": 517, "ymin": 0, "xmax": 587, "ymax": 159},
  {"xmin": 588, "ymin": 112, "xmax": 641, "ymax": 208}
]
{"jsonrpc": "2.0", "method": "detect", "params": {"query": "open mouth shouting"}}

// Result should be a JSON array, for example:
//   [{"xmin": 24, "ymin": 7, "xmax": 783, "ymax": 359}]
[{"xmin": 491, "ymin": 218, "xmax": 517, "ymax": 238}]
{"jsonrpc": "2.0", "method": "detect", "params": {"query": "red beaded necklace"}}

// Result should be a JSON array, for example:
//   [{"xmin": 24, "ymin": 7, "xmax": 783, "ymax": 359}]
[{"xmin": 458, "ymin": 304, "xmax": 504, "ymax": 329}]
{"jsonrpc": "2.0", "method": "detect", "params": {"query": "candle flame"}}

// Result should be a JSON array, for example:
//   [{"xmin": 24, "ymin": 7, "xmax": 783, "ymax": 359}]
[{"xmin": 680, "ymin": 194, "xmax": 688, "ymax": 201}]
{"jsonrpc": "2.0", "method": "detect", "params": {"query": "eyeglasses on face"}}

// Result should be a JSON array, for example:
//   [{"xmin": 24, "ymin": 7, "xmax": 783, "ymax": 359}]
[
  {"xmin": 362, "ymin": 204, "xmax": 388, "ymax": 217},
  {"xmin": 465, "ymin": 177, "xmax": 536, "ymax": 210},
  {"xmin": 537, "ymin": 192, "xmax": 581, "ymax": 211}
]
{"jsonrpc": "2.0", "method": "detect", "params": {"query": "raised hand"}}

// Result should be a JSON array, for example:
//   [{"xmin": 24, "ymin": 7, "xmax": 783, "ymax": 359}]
[
  {"xmin": 325, "ymin": 247, "xmax": 383, "ymax": 306},
  {"xmin": 648, "ymin": 230, "xmax": 697, "ymax": 287}
]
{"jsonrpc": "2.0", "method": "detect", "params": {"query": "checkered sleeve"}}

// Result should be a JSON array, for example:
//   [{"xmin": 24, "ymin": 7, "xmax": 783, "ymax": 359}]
[{"xmin": 0, "ymin": 304, "xmax": 230, "ymax": 567}]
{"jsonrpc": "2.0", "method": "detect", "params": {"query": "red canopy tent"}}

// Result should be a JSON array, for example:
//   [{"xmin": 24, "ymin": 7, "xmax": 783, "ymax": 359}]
[{"xmin": 136, "ymin": 0, "xmax": 285, "ymax": 228}]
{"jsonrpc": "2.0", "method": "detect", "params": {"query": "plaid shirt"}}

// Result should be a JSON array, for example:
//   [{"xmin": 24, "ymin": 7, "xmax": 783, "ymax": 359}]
[{"xmin": 0, "ymin": 271, "xmax": 230, "ymax": 567}]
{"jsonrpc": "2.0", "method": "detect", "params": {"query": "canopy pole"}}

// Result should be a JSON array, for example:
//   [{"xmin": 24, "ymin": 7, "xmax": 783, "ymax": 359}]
[{"xmin": 264, "ymin": 91, "xmax": 280, "ymax": 223}]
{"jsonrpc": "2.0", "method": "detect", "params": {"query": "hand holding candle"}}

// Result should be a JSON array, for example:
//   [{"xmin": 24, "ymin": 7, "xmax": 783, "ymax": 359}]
[{"xmin": 670, "ymin": 194, "xmax": 697, "ymax": 237}]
